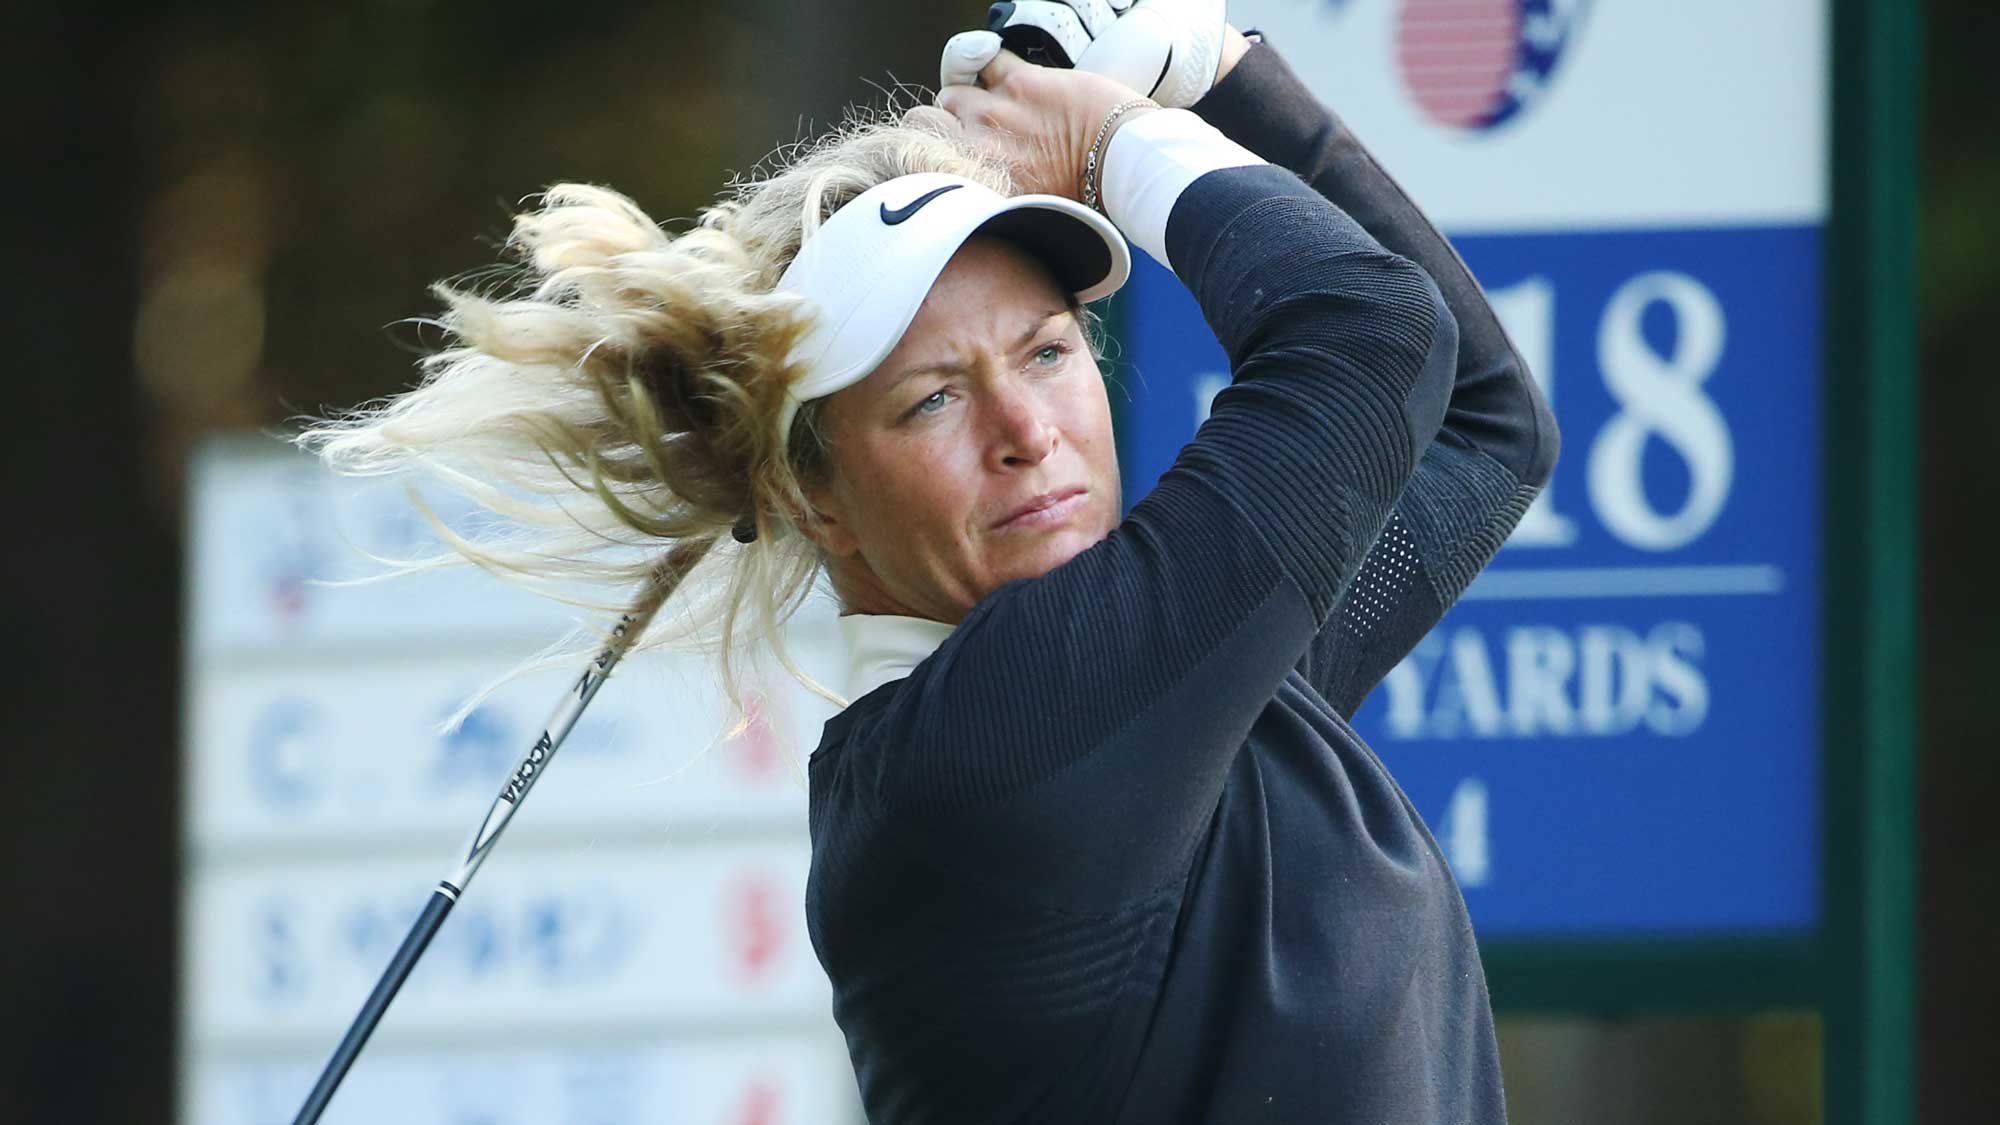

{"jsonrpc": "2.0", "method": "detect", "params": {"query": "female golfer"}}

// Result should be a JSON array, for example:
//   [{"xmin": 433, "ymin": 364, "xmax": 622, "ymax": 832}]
[{"xmin": 306, "ymin": 8, "xmax": 1554, "ymax": 1122}]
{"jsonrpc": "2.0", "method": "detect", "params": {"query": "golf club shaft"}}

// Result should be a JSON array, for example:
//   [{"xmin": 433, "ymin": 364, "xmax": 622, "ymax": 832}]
[
  {"xmin": 291, "ymin": 891, "xmax": 453, "ymax": 1124},
  {"xmin": 291, "ymin": 543, "xmax": 704, "ymax": 1124},
  {"xmin": 289, "ymin": 634, "xmax": 623, "ymax": 1125}
]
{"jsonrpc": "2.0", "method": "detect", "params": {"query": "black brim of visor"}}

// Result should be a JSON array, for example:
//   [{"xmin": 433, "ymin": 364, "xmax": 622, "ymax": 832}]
[{"xmin": 974, "ymin": 208, "xmax": 1118, "ymax": 300}]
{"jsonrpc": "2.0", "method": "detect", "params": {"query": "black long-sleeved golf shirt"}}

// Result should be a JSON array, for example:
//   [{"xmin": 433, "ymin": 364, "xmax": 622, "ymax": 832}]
[{"xmin": 806, "ymin": 43, "xmax": 1555, "ymax": 1125}]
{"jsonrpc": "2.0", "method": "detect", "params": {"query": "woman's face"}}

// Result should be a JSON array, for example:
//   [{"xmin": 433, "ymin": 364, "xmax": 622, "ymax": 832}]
[{"xmin": 809, "ymin": 236, "xmax": 1122, "ymax": 623}]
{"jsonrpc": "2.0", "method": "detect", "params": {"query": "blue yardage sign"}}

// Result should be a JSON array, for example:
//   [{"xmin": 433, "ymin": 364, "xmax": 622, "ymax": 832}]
[{"xmin": 1120, "ymin": 0, "xmax": 1827, "ymax": 938}]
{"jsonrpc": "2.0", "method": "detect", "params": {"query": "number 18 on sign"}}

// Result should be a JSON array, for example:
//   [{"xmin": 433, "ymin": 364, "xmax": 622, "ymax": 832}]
[{"xmin": 1122, "ymin": 222, "xmax": 1822, "ymax": 940}]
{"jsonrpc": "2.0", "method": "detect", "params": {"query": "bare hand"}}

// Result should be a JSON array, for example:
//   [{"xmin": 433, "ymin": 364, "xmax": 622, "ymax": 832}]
[{"xmin": 935, "ymin": 40, "xmax": 1156, "ymax": 201}]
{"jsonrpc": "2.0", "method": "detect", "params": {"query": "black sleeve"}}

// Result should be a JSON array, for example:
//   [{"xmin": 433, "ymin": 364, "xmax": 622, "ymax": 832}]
[
  {"xmin": 832, "ymin": 154, "xmax": 1457, "ymax": 911},
  {"xmin": 1193, "ymin": 40, "xmax": 1562, "ymax": 718}
]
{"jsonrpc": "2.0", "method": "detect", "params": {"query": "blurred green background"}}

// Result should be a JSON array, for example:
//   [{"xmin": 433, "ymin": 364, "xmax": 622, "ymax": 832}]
[{"xmin": 2, "ymin": 1, "xmax": 1990, "ymax": 1120}]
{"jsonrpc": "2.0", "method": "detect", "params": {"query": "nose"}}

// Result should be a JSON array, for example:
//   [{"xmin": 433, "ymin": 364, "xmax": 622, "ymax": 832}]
[{"xmin": 983, "ymin": 378, "xmax": 1058, "ymax": 470}]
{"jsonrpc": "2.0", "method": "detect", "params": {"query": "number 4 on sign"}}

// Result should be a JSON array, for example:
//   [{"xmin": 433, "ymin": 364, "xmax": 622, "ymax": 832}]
[{"xmin": 1442, "ymin": 778, "xmax": 1492, "ymax": 888}]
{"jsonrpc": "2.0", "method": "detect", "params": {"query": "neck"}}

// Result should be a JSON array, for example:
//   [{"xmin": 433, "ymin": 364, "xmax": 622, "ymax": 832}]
[{"xmin": 823, "ymin": 554, "xmax": 959, "ymax": 624}]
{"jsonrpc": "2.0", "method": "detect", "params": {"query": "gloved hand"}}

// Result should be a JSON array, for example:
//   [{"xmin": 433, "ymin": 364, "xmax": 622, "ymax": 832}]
[{"xmin": 940, "ymin": 0, "xmax": 1228, "ymax": 110}]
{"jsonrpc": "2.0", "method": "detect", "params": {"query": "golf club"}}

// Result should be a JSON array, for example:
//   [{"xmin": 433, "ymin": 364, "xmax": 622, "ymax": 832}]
[{"xmin": 290, "ymin": 536, "xmax": 710, "ymax": 1124}]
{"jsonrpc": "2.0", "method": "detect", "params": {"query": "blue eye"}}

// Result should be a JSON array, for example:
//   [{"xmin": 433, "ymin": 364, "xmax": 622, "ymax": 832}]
[
  {"xmin": 909, "ymin": 389, "xmax": 949, "ymax": 417},
  {"xmin": 1032, "ymin": 342, "xmax": 1067, "ymax": 367}
]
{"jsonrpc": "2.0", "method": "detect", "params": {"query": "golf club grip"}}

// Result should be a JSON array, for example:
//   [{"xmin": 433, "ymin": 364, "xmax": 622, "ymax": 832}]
[{"xmin": 292, "ymin": 889, "xmax": 456, "ymax": 1125}]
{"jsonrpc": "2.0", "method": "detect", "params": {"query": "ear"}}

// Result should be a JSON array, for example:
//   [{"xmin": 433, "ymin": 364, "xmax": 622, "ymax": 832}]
[{"xmin": 794, "ymin": 483, "xmax": 861, "ymax": 558}]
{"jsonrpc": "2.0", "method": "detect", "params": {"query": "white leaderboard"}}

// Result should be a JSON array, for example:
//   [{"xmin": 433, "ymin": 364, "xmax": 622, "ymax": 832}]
[{"xmin": 180, "ymin": 438, "xmax": 863, "ymax": 1125}]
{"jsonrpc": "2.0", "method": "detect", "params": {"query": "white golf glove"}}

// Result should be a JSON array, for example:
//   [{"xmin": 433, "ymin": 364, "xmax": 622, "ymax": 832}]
[{"xmin": 939, "ymin": 0, "xmax": 1229, "ymax": 110}]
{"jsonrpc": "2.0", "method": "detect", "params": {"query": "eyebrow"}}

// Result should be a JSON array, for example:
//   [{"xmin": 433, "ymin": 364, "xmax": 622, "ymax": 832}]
[{"xmin": 881, "ymin": 308, "xmax": 1073, "ymax": 392}]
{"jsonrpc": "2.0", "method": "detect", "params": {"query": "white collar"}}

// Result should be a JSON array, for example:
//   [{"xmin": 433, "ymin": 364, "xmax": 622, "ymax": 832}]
[{"xmin": 838, "ymin": 613, "xmax": 955, "ymax": 705}]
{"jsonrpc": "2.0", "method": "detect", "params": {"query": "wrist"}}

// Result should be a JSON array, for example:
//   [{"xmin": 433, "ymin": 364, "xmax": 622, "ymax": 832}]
[
  {"xmin": 1080, "ymin": 98, "xmax": 1158, "ymax": 213},
  {"xmin": 1215, "ymin": 24, "xmax": 1254, "ymax": 87},
  {"xmin": 1097, "ymin": 109, "xmax": 1265, "ymax": 266}
]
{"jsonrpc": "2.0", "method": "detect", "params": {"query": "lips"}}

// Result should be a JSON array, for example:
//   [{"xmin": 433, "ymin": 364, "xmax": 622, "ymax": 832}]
[{"xmin": 993, "ymin": 486, "xmax": 1087, "ymax": 531}]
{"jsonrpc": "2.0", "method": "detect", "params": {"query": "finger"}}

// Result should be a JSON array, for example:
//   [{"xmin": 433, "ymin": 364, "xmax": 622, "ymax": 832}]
[
  {"xmin": 978, "ymin": 45, "xmax": 1031, "ymax": 88},
  {"xmin": 940, "ymin": 29, "xmax": 1003, "ymax": 89},
  {"xmin": 934, "ymin": 81, "xmax": 1006, "ymax": 126},
  {"xmin": 899, "ymin": 104, "xmax": 961, "ymax": 139}
]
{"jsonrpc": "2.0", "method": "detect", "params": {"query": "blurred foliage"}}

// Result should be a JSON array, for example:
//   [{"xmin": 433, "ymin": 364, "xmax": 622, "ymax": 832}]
[
  {"xmin": 1917, "ymin": 2, "xmax": 1998, "ymax": 339},
  {"xmin": 1915, "ymin": 0, "xmax": 2000, "ymax": 1119},
  {"xmin": 131, "ymin": 0, "xmax": 972, "ymax": 499},
  {"xmin": 1497, "ymin": 1011, "xmax": 1821, "ymax": 1125}
]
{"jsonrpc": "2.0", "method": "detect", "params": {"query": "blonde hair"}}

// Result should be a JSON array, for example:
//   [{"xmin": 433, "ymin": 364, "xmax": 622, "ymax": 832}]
[{"xmin": 297, "ymin": 105, "xmax": 1016, "ymax": 710}]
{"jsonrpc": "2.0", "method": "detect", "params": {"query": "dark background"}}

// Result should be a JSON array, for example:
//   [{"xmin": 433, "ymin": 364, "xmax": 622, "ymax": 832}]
[{"xmin": 3, "ymin": 2, "xmax": 1989, "ymax": 1120}]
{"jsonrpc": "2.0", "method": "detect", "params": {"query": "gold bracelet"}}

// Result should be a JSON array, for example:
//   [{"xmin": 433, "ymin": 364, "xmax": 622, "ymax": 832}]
[{"xmin": 1080, "ymin": 97, "xmax": 1153, "ymax": 215}]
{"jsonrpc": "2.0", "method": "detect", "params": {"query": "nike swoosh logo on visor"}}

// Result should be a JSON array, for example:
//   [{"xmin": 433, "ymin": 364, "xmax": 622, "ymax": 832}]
[{"xmin": 880, "ymin": 184, "xmax": 964, "ymax": 225}]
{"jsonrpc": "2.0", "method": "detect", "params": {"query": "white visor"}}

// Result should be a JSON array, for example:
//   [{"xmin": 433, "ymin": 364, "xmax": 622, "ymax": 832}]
[{"xmin": 774, "ymin": 172, "xmax": 1131, "ymax": 444}]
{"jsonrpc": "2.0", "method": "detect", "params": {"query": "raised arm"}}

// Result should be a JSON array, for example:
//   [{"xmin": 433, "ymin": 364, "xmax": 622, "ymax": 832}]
[
  {"xmin": 1190, "ymin": 38, "xmax": 1561, "ymax": 717},
  {"xmin": 841, "ymin": 60, "xmax": 1457, "ymax": 909}
]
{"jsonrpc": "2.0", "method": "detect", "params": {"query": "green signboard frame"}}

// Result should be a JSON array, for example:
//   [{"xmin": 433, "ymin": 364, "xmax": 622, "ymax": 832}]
[
  {"xmin": 1470, "ymin": 2, "xmax": 1921, "ymax": 1122},
  {"xmin": 1106, "ymin": 1, "xmax": 1920, "ymax": 1119}
]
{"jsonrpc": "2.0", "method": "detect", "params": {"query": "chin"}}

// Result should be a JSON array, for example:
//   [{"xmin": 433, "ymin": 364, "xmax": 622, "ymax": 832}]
[
  {"xmin": 979, "ymin": 498, "xmax": 1118, "ymax": 590},
  {"xmin": 1000, "ymin": 525, "xmax": 1105, "ymax": 585}
]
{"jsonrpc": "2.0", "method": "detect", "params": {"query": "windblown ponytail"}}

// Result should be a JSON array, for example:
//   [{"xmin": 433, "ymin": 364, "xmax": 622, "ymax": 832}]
[{"xmin": 297, "ymin": 104, "xmax": 1017, "ymax": 715}]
